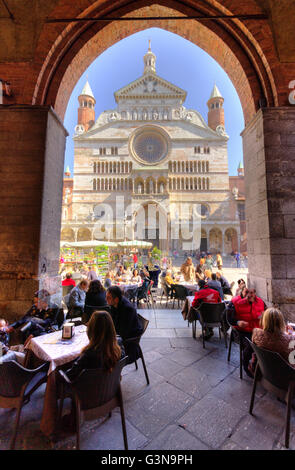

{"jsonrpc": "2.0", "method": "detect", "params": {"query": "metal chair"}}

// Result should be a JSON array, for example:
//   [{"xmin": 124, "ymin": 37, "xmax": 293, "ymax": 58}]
[
  {"xmin": 58, "ymin": 357, "xmax": 128, "ymax": 450},
  {"xmin": 160, "ymin": 281, "xmax": 172, "ymax": 307},
  {"xmin": 123, "ymin": 314, "xmax": 150, "ymax": 385},
  {"xmin": 248, "ymin": 339, "xmax": 295, "ymax": 448},
  {"xmin": 198, "ymin": 302, "xmax": 227, "ymax": 349},
  {"xmin": 0, "ymin": 360, "xmax": 49, "ymax": 449},
  {"xmin": 136, "ymin": 280, "xmax": 151, "ymax": 308},
  {"xmin": 171, "ymin": 284, "xmax": 188, "ymax": 309},
  {"xmin": 82, "ymin": 304, "xmax": 111, "ymax": 324},
  {"xmin": 226, "ymin": 309, "xmax": 244, "ymax": 379}
]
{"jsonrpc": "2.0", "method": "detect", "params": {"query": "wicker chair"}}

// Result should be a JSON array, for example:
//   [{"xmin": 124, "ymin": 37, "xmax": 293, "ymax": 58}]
[
  {"xmin": 248, "ymin": 339, "xmax": 295, "ymax": 448},
  {"xmin": 58, "ymin": 357, "xmax": 128, "ymax": 450},
  {"xmin": 0, "ymin": 360, "xmax": 49, "ymax": 449},
  {"xmin": 123, "ymin": 314, "xmax": 150, "ymax": 385}
]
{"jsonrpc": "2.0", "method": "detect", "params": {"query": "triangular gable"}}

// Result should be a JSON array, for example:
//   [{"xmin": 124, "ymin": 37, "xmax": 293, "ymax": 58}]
[{"xmin": 114, "ymin": 74, "xmax": 187, "ymax": 103}]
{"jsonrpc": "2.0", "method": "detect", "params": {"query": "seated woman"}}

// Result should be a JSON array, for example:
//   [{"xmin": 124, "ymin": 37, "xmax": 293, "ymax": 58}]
[
  {"xmin": 131, "ymin": 269, "xmax": 141, "ymax": 283},
  {"xmin": 250, "ymin": 307, "xmax": 295, "ymax": 371},
  {"xmin": 195, "ymin": 264, "xmax": 205, "ymax": 281},
  {"xmin": 83, "ymin": 280, "xmax": 107, "ymax": 323},
  {"xmin": 65, "ymin": 311, "xmax": 125, "ymax": 381},
  {"xmin": 204, "ymin": 269, "xmax": 212, "ymax": 281},
  {"xmin": 164, "ymin": 269, "xmax": 175, "ymax": 287},
  {"xmin": 104, "ymin": 271, "xmax": 113, "ymax": 289},
  {"xmin": 235, "ymin": 278, "xmax": 246, "ymax": 296}
]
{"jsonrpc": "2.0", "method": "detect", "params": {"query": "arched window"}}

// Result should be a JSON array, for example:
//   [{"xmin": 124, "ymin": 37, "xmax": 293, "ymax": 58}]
[
  {"xmin": 93, "ymin": 162, "xmax": 96, "ymax": 173},
  {"xmin": 93, "ymin": 179, "xmax": 96, "ymax": 191}
]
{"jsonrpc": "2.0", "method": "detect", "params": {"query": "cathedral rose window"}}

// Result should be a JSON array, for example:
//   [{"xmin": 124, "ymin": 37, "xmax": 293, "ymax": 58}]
[{"xmin": 130, "ymin": 125, "xmax": 170, "ymax": 165}]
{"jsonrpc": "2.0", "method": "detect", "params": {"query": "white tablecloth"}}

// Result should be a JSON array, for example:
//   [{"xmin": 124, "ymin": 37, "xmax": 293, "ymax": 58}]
[
  {"xmin": 27, "ymin": 325, "xmax": 89, "ymax": 374},
  {"xmin": 179, "ymin": 282, "xmax": 199, "ymax": 293}
]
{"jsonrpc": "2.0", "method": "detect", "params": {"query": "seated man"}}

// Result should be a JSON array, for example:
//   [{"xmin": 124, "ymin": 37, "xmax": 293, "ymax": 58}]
[
  {"xmin": 216, "ymin": 271, "xmax": 232, "ymax": 296},
  {"xmin": 62, "ymin": 273, "xmax": 76, "ymax": 288},
  {"xmin": 207, "ymin": 273, "xmax": 224, "ymax": 300},
  {"xmin": 8, "ymin": 290, "xmax": 62, "ymax": 341},
  {"xmin": 192, "ymin": 280, "xmax": 222, "ymax": 339},
  {"xmin": 106, "ymin": 286, "xmax": 143, "ymax": 363},
  {"xmin": 226, "ymin": 288, "xmax": 266, "ymax": 376},
  {"xmin": 67, "ymin": 280, "xmax": 88, "ymax": 319}
]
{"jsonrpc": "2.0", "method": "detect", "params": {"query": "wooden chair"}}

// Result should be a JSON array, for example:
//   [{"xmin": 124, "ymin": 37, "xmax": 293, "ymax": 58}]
[
  {"xmin": 58, "ymin": 357, "xmax": 128, "ymax": 450},
  {"xmin": 248, "ymin": 339, "xmax": 295, "ymax": 448},
  {"xmin": 0, "ymin": 360, "xmax": 49, "ymax": 449}
]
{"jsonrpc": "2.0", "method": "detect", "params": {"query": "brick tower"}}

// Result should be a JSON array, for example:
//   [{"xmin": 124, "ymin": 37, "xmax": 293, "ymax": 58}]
[
  {"xmin": 207, "ymin": 84, "xmax": 225, "ymax": 132},
  {"xmin": 77, "ymin": 80, "xmax": 96, "ymax": 132}
]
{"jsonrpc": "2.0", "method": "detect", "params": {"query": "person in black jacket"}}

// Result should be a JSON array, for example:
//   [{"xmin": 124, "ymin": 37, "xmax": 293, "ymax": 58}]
[
  {"xmin": 106, "ymin": 286, "xmax": 143, "ymax": 363},
  {"xmin": 83, "ymin": 280, "xmax": 107, "ymax": 323},
  {"xmin": 66, "ymin": 310, "xmax": 125, "ymax": 381},
  {"xmin": 8, "ymin": 289, "xmax": 62, "ymax": 341}
]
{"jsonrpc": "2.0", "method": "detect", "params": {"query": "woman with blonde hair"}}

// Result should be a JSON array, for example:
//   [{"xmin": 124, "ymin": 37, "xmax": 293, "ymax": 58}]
[
  {"xmin": 66, "ymin": 311, "xmax": 125, "ymax": 380},
  {"xmin": 251, "ymin": 307, "xmax": 295, "ymax": 368}
]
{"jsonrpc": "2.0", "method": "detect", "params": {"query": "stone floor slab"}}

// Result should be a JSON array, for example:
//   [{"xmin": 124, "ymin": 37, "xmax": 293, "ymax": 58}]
[
  {"xmin": 179, "ymin": 394, "xmax": 246, "ymax": 449},
  {"xmin": 149, "ymin": 356, "xmax": 184, "ymax": 379},
  {"xmin": 125, "ymin": 382, "xmax": 193, "ymax": 439},
  {"xmin": 143, "ymin": 424, "xmax": 209, "ymax": 450}
]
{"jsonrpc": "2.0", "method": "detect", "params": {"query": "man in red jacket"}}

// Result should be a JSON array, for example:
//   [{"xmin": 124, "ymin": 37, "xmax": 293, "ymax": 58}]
[
  {"xmin": 227, "ymin": 288, "xmax": 266, "ymax": 376},
  {"xmin": 192, "ymin": 280, "xmax": 221, "ymax": 308},
  {"xmin": 192, "ymin": 280, "xmax": 222, "ymax": 339},
  {"xmin": 62, "ymin": 273, "xmax": 76, "ymax": 287}
]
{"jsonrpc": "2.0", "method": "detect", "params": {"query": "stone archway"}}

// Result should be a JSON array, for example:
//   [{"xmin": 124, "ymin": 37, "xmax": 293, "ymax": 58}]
[
  {"xmin": 209, "ymin": 228, "xmax": 222, "ymax": 254},
  {"xmin": 224, "ymin": 228, "xmax": 238, "ymax": 254},
  {"xmin": 77, "ymin": 227, "xmax": 92, "ymax": 241},
  {"xmin": 60, "ymin": 227, "xmax": 75, "ymax": 242}
]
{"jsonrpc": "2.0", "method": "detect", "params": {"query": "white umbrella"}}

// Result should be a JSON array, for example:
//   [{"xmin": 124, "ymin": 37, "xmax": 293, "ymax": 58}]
[
  {"xmin": 60, "ymin": 240, "xmax": 118, "ymax": 248},
  {"xmin": 118, "ymin": 240, "xmax": 153, "ymax": 248}
]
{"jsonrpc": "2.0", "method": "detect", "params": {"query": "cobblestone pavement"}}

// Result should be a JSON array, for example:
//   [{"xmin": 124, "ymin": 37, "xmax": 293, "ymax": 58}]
[{"xmin": 0, "ymin": 304, "xmax": 294, "ymax": 451}]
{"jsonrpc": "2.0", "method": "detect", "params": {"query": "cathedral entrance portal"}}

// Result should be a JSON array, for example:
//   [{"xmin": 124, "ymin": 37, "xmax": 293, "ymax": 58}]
[{"xmin": 134, "ymin": 202, "xmax": 168, "ymax": 253}]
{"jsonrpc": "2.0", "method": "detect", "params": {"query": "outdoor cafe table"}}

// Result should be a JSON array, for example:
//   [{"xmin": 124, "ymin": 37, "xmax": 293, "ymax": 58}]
[{"xmin": 26, "ymin": 325, "xmax": 89, "ymax": 439}]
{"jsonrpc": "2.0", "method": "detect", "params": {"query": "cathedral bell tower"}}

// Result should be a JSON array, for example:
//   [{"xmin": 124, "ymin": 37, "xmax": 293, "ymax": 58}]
[
  {"xmin": 143, "ymin": 40, "xmax": 156, "ymax": 75},
  {"xmin": 77, "ymin": 80, "xmax": 96, "ymax": 132},
  {"xmin": 207, "ymin": 84, "xmax": 225, "ymax": 132}
]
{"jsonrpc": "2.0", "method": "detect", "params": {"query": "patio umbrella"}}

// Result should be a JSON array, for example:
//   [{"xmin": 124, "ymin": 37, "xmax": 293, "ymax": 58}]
[
  {"xmin": 118, "ymin": 240, "xmax": 153, "ymax": 248},
  {"xmin": 60, "ymin": 241, "xmax": 118, "ymax": 248}
]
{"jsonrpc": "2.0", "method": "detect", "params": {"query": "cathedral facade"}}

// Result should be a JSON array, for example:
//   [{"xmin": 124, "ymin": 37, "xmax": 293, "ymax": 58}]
[{"xmin": 61, "ymin": 44, "xmax": 245, "ymax": 255}]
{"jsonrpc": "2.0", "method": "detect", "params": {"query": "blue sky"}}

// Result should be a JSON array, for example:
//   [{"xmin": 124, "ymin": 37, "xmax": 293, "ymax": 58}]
[{"xmin": 63, "ymin": 27, "xmax": 244, "ymax": 176}]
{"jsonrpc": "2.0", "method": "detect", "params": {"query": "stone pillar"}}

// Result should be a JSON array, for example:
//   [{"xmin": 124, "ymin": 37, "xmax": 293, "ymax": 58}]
[
  {"xmin": 0, "ymin": 106, "xmax": 68, "ymax": 321},
  {"xmin": 242, "ymin": 108, "xmax": 295, "ymax": 320}
]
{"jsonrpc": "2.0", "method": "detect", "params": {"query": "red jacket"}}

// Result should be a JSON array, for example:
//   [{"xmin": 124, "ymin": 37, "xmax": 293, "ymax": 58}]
[
  {"xmin": 192, "ymin": 286, "xmax": 221, "ymax": 308},
  {"xmin": 232, "ymin": 296, "xmax": 265, "ymax": 332},
  {"xmin": 62, "ymin": 278, "xmax": 76, "ymax": 287}
]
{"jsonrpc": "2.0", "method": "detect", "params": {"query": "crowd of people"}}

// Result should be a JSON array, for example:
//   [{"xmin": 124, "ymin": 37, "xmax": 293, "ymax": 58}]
[{"xmin": 187, "ymin": 274, "xmax": 295, "ymax": 377}]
